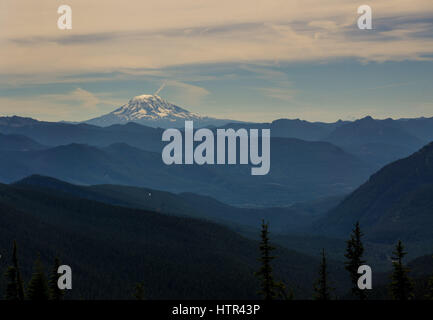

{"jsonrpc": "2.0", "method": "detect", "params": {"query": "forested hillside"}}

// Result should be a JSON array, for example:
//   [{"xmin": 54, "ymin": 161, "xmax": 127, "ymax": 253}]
[{"xmin": 0, "ymin": 183, "xmax": 342, "ymax": 299}]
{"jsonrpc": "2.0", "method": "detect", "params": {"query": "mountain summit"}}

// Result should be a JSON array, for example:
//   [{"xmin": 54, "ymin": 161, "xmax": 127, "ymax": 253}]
[{"xmin": 84, "ymin": 94, "xmax": 234, "ymax": 128}]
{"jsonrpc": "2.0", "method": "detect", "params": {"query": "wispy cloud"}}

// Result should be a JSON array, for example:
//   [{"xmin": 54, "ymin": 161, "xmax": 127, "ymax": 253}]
[
  {"xmin": 1, "ymin": 0, "xmax": 433, "ymax": 76},
  {"xmin": 1, "ymin": 1, "xmax": 433, "ymax": 123},
  {"xmin": 0, "ymin": 88, "xmax": 124, "ymax": 121},
  {"xmin": 42, "ymin": 88, "xmax": 101, "ymax": 108},
  {"xmin": 258, "ymin": 87, "xmax": 296, "ymax": 102},
  {"xmin": 366, "ymin": 82, "xmax": 415, "ymax": 91},
  {"xmin": 163, "ymin": 80, "xmax": 210, "ymax": 107}
]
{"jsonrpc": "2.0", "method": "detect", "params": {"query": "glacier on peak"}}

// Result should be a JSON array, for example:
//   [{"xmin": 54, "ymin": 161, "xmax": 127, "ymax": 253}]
[{"xmin": 84, "ymin": 94, "xmax": 236, "ymax": 128}]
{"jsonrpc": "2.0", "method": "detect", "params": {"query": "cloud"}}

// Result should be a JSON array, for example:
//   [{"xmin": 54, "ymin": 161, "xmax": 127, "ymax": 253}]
[
  {"xmin": 1, "ymin": 0, "xmax": 433, "ymax": 76},
  {"xmin": 0, "ymin": 88, "xmax": 123, "ymax": 121},
  {"xmin": 163, "ymin": 80, "xmax": 210, "ymax": 107},
  {"xmin": 42, "ymin": 88, "xmax": 101, "ymax": 108},
  {"xmin": 259, "ymin": 87, "xmax": 295, "ymax": 102},
  {"xmin": 1, "ymin": 0, "xmax": 433, "ymax": 123}
]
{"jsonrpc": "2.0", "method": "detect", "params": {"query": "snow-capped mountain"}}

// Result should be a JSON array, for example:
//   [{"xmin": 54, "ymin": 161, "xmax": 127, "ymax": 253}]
[{"xmin": 84, "ymin": 94, "xmax": 235, "ymax": 128}]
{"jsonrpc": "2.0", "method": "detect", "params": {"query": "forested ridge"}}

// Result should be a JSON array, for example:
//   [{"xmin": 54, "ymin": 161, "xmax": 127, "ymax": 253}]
[{"xmin": 0, "ymin": 183, "xmax": 327, "ymax": 299}]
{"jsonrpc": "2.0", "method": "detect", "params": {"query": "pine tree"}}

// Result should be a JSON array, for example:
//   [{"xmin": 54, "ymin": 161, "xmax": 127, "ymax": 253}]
[
  {"xmin": 344, "ymin": 221, "xmax": 367, "ymax": 300},
  {"xmin": 27, "ymin": 255, "xmax": 50, "ymax": 300},
  {"xmin": 275, "ymin": 281, "xmax": 294, "ymax": 300},
  {"xmin": 12, "ymin": 241, "xmax": 25, "ymax": 300},
  {"xmin": 4, "ymin": 266, "xmax": 19, "ymax": 300},
  {"xmin": 49, "ymin": 257, "xmax": 64, "ymax": 300},
  {"xmin": 426, "ymin": 255, "xmax": 433, "ymax": 300},
  {"xmin": 426, "ymin": 276, "xmax": 433, "ymax": 300},
  {"xmin": 390, "ymin": 240, "xmax": 414, "ymax": 300},
  {"xmin": 255, "ymin": 220, "xmax": 279, "ymax": 300},
  {"xmin": 314, "ymin": 248, "xmax": 333, "ymax": 300},
  {"xmin": 133, "ymin": 282, "xmax": 145, "ymax": 300}
]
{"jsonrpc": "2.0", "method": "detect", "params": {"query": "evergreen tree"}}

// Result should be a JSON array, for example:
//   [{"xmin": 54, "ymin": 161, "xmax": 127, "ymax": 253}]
[
  {"xmin": 12, "ymin": 241, "xmax": 25, "ymax": 300},
  {"xmin": 27, "ymin": 255, "xmax": 50, "ymax": 300},
  {"xmin": 425, "ymin": 256, "xmax": 433, "ymax": 300},
  {"xmin": 4, "ymin": 266, "xmax": 18, "ymax": 300},
  {"xmin": 427, "ymin": 276, "xmax": 433, "ymax": 300},
  {"xmin": 426, "ymin": 255, "xmax": 433, "ymax": 300},
  {"xmin": 390, "ymin": 240, "xmax": 414, "ymax": 300},
  {"xmin": 344, "ymin": 221, "xmax": 367, "ymax": 300},
  {"xmin": 314, "ymin": 248, "xmax": 333, "ymax": 300},
  {"xmin": 49, "ymin": 257, "xmax": 64, "ymax": 300},
  {"xmin": 275, "ymin": 281, "xmax": 294, "ymax": 300},
  {"xmin": 133, "ymin": 282, "xmax": 145, "ymax": 300},
  {"xmin": 255, "ymin": 220, "xmax": 279, "ymax": 300}
]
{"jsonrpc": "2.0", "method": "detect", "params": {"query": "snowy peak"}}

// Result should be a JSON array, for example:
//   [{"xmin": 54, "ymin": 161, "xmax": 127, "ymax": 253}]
[
  {"xmin": 112, "ymin": 94, "xmax": 202, "ymax": 122},
  {"xmin": 84, "ymin": 94, "xmax": 235, "ymax": 128}
]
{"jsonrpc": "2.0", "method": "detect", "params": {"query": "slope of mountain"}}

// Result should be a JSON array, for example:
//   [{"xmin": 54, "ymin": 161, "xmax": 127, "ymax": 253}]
[
  {"xmin": 0, "ymin": 138, "xmax": 373, "ymax": 206},
  {"xmin": 14, "ymin": 174, "xmax": 201, "ymax": 217},
  {"xmin": 85, "ymin": 94, "xmax": 234, "ymax": 128},
  {"xmin": 315, "ymin": 142, "xmax": 433, "ymax": 247},
  {"xmin": 397, "ymin": 117, "xmax": 433, "ymax": 142},
  {"xmin": 0, "ymin": 182, "xmax": 347, "ymax": 299},
  {"xmin": 0, "ymin": 133, "xmax": 46, "ymax": 151},
  {"xmin": 0, "ymin": 115, "xmax": 39, "ymax": 127},
  {"xmin": 12, "ymin": 175, "xmax": 428, "ymax": 275},
  {"xmin": 0, "ymin": 118, "xmax": 164, "ymax": 152},
  {"xmin": 14, "ymin": 175, "xmax": 342, "ymax": 234}
]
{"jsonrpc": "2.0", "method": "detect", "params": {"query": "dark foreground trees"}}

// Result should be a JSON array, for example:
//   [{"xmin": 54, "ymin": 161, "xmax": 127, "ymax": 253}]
[
  {"xmin": 3, "ymin": 241, "xmax": 66, "ymax": 300},
  {"xmin": 27, "ymin": 255, "xmax": 50, "ymax": 300},
  {"xmin": 255, "ymin": 220, "xmax": 278, "ymax": 300},
  {"xmin": 49, "ymin": 257, "xmax": 64, "ymax": 300},
  {"xmin": 344, "ymin": 222, "xmax": 367, "ymax": 300},
  {"xmin": 427, "ymin": 276, "xmax": 433, "ymax": 300},
  {"xmin": 4, "ymin": 266, "xmax": 19, "ymax": 300},
  {"xmin": 253, "ymin": 220, "xmax": 431, "ymax": 301},
  {"xmin": 255, "ymin": 220, "xmax": 291, "ymax": 300},
  {"xmin": 133, "ymin": 282, "xmax": 145, "ymax": 300},
  {"xmin": 4, "ymin": 241, "xmax": 25, "ymax": 300},
  {"xmin": 313, "ymin": 249, "xmax": 333, "ymax": 300},
  {"xmin": 390, "ymin": 240, "xmax": 414, "ymax": 300}
]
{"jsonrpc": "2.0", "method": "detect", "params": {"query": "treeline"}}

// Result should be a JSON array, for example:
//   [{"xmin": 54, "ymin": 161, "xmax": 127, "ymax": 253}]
[
  {"xmin": 3, "ymin": 241, "xmax": 65, "ymax": 300},
  {"xmin": 255, "ymin": 220, "xmax": 433, "ymax": 300},
  {"xmin": 2, "ymin": 222, "xmax": 432, "ymax": 300}
]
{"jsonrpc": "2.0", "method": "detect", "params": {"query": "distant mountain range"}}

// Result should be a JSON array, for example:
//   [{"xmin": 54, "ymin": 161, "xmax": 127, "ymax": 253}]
[
  {"xmin": 228, "ymin": 115, "xmax": 430, "ymax": 169},
  {"xmin": 1, "ymin": 110, "xmax": 432, "ymax": 205},
  {"xmin": 322, "ymin": 116, "xmax": 426, "ymax": 169},
  {"xmin": 3, "ymin": 132, "xmax": 433, "ymax": 247},
  {"xmin": 2, "ymin": 94, "xmax": 433, "ymax": 300},
  {"xmin": 0, "ymin": 137, "xmax": 372, "ymax": 206},
  {"xmin": 1, "ymin": 128, "xmax": 433, "ymax": 298},
  {"xmin": 84, "ymin": 94, "xmax": 236, "ymax": 128}
]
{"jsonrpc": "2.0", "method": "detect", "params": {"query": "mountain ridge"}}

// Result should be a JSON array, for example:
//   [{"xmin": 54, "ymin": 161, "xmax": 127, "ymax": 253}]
[{"xmin": 0, "ymin": 138, "xmax": 373, "ymax": 206}]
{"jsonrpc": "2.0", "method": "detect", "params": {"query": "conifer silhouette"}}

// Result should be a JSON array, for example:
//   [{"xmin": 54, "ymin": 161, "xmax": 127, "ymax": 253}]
[
  {"xmin": 390, "ymin": 240, "xmax": 414, "ymax": 300},
  {"xmin": 344, "ymin": 222, "xmax": 367, "ymax": 300}
]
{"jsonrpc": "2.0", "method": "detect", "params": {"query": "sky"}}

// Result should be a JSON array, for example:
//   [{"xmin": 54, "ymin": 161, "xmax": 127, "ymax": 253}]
[{"xmin": 1, "ymin": 0, "xmax": 433, "ymax": 122}]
